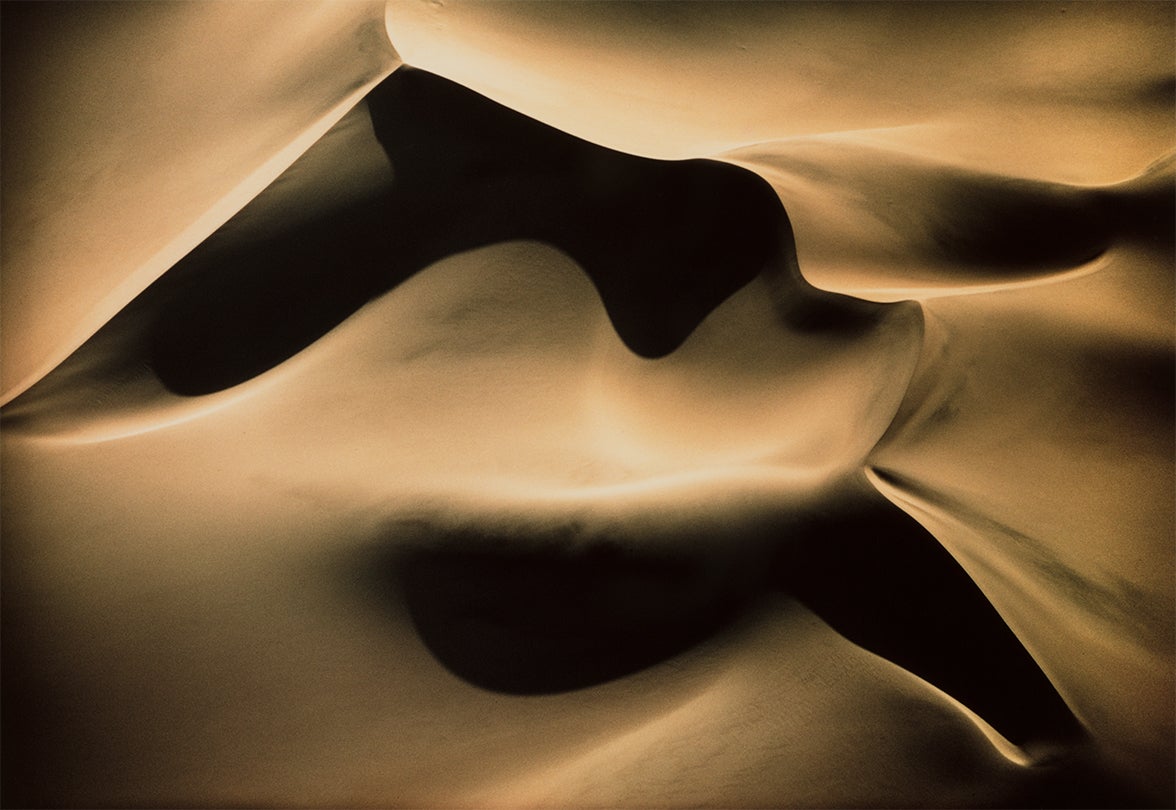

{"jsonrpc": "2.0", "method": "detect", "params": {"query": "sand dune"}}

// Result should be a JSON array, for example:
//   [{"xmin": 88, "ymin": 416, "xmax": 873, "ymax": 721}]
[
  {"xmin": 0, "ymin": 0, "xmax": 399, "ymax": 403},
  {"xmin": 2, "ymin": 2, "xmax": 1173, "ymax": 808},
  {"xmin": 384, "ymin": 1, "xmax": 1173, "ymax": 181}
]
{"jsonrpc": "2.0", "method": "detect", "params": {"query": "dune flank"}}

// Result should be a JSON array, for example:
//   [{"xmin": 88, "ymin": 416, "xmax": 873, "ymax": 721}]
[{"xmin": 2, "ymin": 2, "xmax": 1172, "ymax": 808}]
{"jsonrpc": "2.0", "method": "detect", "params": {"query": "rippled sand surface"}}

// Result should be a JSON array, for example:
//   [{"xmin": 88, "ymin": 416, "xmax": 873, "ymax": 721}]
[{"xmin": 2, "ymin": 2, "xmax": 1172, "ymax": 807}]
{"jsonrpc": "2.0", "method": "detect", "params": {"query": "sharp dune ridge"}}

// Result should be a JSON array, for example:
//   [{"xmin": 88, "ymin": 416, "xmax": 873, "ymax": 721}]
[{"xmin": 1, "ymin": 2, "xmax": 1173, "ymax": 808}]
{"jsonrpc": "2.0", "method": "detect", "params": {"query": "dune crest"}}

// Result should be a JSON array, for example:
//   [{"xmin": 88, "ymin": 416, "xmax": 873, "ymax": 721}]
[
  {"xmin": 0, "ymin": 0, "xmax": 399, "ymax": 403},
  {"xmin": 384, "ymin": 1, "xmax": 1173, "ymax": 180}
]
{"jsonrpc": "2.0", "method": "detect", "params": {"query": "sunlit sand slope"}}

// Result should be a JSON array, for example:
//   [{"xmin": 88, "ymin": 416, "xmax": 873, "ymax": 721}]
[
  {"xmin": 2, "ymin": 2, "xmax": 1172, "ymax": 807},
  {"xmin": 0, "ymin": 0, "xmax": 398, "ymax": 402}
]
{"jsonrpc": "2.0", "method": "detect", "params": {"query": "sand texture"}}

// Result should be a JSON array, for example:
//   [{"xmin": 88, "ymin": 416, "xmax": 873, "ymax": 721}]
[{"xmin": 2, "ymin": 2, "xmax": 1173, "ymax": 807}]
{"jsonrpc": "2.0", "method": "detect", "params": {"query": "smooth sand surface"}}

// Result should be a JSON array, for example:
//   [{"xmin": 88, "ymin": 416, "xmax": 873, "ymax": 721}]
[
  {"xmin": 0, "ymin": 0, "xmax": 398, "ymax": 403},
  {"xmin": 2, "ymin": 2, "xmax": 1172, "ymax": 807}
]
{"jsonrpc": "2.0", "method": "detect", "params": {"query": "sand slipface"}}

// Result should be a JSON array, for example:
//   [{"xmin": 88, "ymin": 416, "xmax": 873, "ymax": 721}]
[
  {"xmin": 0, "ymin": 0, "xmax": 399, "ymax": 403},
  {"xmin": 1, "ymin": 2, "xmax": 1173, "ymax": 808}
]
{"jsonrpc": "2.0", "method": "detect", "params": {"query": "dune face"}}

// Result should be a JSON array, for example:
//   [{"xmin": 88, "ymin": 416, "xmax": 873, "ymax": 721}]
[
  {"xmin": 147, "ymin": 67, "xmax": 792, "ymax": 395},
  {"xmin": 2, "ymin": 2, "xmax": 1173, "ymax": 808},
  {"xmin": 0, "ymin": 0, "xmax": 397, "ymax": 403}
]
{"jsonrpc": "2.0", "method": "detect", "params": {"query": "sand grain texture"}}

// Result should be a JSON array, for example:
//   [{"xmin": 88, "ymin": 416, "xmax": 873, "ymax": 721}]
[{"xmin": 1, "ymin": 2, "xmax": 1173, "ymax": 808}]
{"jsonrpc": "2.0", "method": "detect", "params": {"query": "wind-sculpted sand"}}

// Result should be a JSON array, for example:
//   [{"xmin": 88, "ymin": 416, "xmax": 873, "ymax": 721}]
[{"xmin": 1, "ymin": 2, "xmax": 1172, "ymax": 808}]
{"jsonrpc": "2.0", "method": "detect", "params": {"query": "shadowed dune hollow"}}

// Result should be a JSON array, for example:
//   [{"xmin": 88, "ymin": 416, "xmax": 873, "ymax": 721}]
[
  {"xmin": 380, "ymin": 488, "xmax": 1081, "ymax": 747},
  {"xmin": 147, "ymin": 68, "xmax": 874, "ymax": 396}
]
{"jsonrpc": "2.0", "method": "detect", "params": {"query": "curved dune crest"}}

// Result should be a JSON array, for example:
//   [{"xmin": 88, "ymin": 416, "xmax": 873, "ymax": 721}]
[
  {"xmin": 0, "ymin": 0, "xmax": 399, "ymax": 403},
  {"xmin": 865, "ymin": 253, "xmax": 1175, "ymax": 793},
  {"xmin": 385, "ymin": 0, "xmax": 1174, "ymax": 179},
  {"xmin": 148, "ymin": 67, "xmax": 790, "ymax": 395},
  {"xmin": 724, "ymin": 140, "xmax": 1142, "ymax": 298}
]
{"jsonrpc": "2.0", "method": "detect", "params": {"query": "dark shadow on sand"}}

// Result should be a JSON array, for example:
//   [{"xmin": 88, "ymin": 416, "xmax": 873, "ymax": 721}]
[
  {"xmin": 146, "ymin": 67, "xmax": 872, "ymax": 396},
  {"xmin": 768, "ymin": 495, "xmax": 1082, "ymax": 748},
  {"xmin": 355, "ymin": 488, "xmax": 1082, "ymax": 751},
  {"xmin": 394, "ymin": 539, "xmax": 750, "ymax": 695},
  {"xmin": 351, "ymin": 492, "xmax": 1167, "ymax": 806}
]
